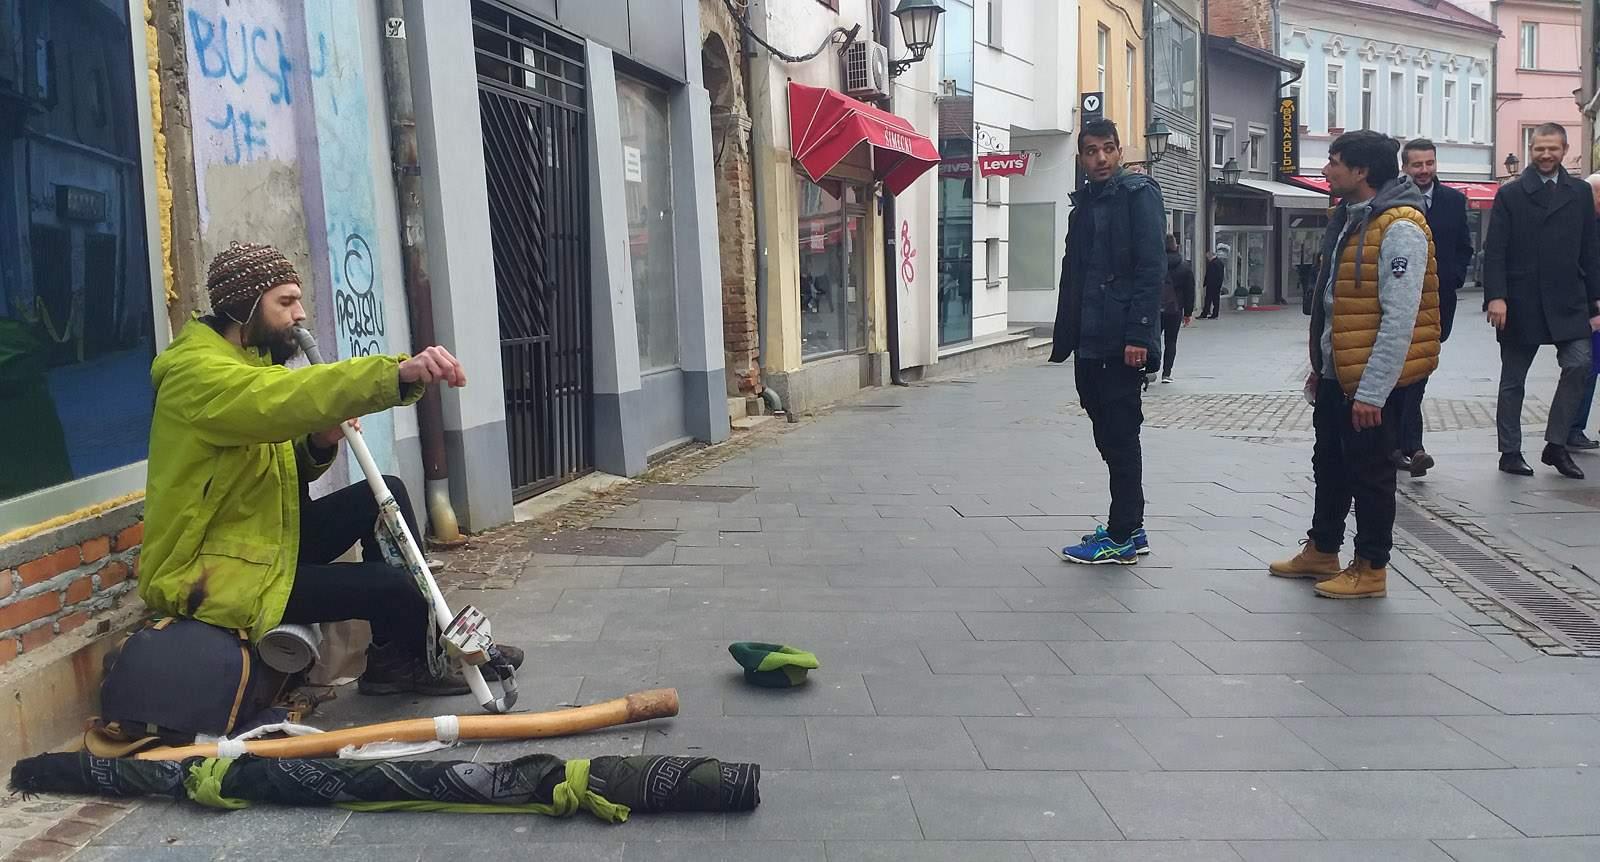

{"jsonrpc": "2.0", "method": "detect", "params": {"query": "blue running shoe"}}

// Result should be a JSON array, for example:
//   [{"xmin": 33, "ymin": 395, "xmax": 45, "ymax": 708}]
[
  {"xmin": 1060, "ymin": 533, "xmax": 1138, "ymax": 565},
  {"xmin": 1080, "ymin": 525, "xmax": 1151, "ymax": 555}
]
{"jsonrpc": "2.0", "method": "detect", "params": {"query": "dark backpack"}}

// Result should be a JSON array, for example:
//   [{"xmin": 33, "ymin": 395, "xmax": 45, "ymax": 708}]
[{"xmin": 93, "ymin": 618, "xmax": 288, "ymax": 751}]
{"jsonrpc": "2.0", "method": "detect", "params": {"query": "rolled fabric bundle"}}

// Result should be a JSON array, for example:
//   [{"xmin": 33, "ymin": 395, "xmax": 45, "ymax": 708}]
[{"xmin": 10, "ymin": 752, "xmax": 760, "ymax": 819}]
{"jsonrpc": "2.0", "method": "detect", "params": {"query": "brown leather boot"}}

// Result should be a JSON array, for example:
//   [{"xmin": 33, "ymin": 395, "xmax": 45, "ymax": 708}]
[
  {"xmin": 1314, "ymin": 558, "xmax": 1388, "ymax": 599},
  {"xmin": 1268, "ymin": 542, "xmax": 1343, "ymax": 580}
]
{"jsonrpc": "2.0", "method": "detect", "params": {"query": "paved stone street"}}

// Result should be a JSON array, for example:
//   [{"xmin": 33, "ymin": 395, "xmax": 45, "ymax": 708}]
[{"xmin": 62, "ymin": 305, "xmax": 1600, "ymax": 860}]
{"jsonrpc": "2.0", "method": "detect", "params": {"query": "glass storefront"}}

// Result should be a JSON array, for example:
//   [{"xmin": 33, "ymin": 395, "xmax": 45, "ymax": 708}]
[
  {"xmin": 796, "ymin": 178, "xmax": 867, "ymax": 358},
  {"xmin": 1, "ymin": 0, "xmax": 156, "ymax": 504},
  {"xmin": 937, "ymin": 0, "xmax": 974, "ymax": 346},
  {"xmin": 617, "ymin": 76, "xmax": 679, "ymax": 371}
]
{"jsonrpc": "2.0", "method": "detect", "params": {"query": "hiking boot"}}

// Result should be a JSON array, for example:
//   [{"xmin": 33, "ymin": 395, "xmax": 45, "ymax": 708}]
[
  {"xmin": 1314, "ymin": 558, "xmax": 1388, "ymax": 599},
  {"xmin": 358, "ymin": 644, "xmax": 471, "ymax": 697},
  {"xmin": 1268, "ymin": 542, "xmax": 1342, "ymax": 580}
]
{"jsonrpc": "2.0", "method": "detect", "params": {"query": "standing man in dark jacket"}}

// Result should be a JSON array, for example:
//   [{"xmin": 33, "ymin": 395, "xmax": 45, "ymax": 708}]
[
  {"xmin": 1485, "ymin": 123, "xmax": 1600, "ymax": 479},
  {"xmin": 1160, "ymin": 235, "xmax": 1195, "ymax": 382},
  {"xmin": 1200, "ymin": 250, "xmax": 1224, "ymax": 318},
  {"xmin": 1050, "ymin": 119, "xmax": 1166, "ymax": 564},
  {"xmin": 1388, "ymin": 139, "xmax": 1473, "ymax": 477}
]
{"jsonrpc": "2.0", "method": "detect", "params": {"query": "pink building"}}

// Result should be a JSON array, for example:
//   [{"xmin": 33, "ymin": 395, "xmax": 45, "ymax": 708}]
[{"xmin": 1493, "ymin": 0, "xmax": 1585, "ymax": 176}]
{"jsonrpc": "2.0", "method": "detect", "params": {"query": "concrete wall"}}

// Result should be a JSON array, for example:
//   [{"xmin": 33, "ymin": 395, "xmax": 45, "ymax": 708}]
[{"xmin": 1494, "ymin": 0, "xmax": 1586, "ymax": 174}]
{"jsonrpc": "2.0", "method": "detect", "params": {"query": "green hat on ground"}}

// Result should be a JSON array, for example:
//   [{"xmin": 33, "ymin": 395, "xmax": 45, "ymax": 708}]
[{"xmin": 728, "ymin": 642, "xmax": 819, "ymax": 688}]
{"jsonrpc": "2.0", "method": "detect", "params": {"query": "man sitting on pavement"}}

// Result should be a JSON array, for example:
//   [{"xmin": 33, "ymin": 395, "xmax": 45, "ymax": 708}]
[
  {"xmin": 138, "ymin": 242, "xmax": 522, "ymax": 695},
  {"xmin": 1270, "ymin": 131, "xmax": 1439, "ymax": 599}
]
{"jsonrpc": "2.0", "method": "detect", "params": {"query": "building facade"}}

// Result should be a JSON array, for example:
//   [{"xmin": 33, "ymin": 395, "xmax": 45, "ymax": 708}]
[
  {"xmin": 1493, "ymin": 0, "xmax": 1585, "ymax": 175},
  {"xmin": 1149, "ymin": 0, "xmax": 1206, "ymax": 261}
]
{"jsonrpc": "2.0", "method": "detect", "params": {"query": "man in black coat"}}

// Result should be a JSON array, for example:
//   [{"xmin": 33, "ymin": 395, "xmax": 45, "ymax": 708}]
[
  {"xmin": 1387, "ymin": 139, "xmax": 1473, "ymax": 478},
  {"xmin": 1200, "ymin": 250, "xmax": 1224, "ymax": 319},
  {"xmin": 1159, "ymin": 234, "xmax": 1195, "ymax": 382},
  {"xmin": 1484, "ymin": 123, "xmax": 1600, "ymax": 479},
  {"xmin": 1562, "ymin": 173, "xmax": 1600, "ymax": 450}
]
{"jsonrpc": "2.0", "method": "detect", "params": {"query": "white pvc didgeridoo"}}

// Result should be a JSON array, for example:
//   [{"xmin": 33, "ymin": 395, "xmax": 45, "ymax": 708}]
[{"xmin": 292, "ymin": 326, "xmax": 517, "ymax": 713}]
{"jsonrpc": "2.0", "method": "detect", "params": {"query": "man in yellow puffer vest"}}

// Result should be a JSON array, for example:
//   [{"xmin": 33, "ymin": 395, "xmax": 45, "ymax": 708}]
[{"xmin": 1269, "ymin": 131, "xmax": 1439, "ymax": 599}]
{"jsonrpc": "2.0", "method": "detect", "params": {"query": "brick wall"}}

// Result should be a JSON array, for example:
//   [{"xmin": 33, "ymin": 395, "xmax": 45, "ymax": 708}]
[
  {"xmin": 1209, "ymin": 0, "xmax": 1274, "ymax": 51},
  {"xmin": 0, "ymin": 504, "xmax": 143, "ymax": 668}
]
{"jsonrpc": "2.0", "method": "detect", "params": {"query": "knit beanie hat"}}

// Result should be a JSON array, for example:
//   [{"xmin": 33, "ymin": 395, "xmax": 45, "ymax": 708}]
[{"xmin": 207, "ymin": 242, "xmax": 300, "ymax": 319}]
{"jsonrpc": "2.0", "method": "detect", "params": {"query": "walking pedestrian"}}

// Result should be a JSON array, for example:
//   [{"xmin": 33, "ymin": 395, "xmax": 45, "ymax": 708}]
[
  {"xmin": 1160, "ymin": 234, "xmax": 1195, "ymax": 382},
  {"xmin": 1268, "ymin": 131, "xmax": 1439, "ymax": 599},
  {"xmin": 1050, "ymin": 118, "xmax": 1165, "ymax": 565},
  {"xmin": 1560, "ymin": 173, "xmax": 1600, "ymax": 450},
  {"xmin": 1200, "ymin": 249, "xmax": 1223, "ymax": 318},
  {"xmin": 1484, "ymin": 123, "xmax": 1600, "ymax": 479},
  {"xmin": 1387, "ymin": 138, "xmax": 1474, "ymax": 478}
]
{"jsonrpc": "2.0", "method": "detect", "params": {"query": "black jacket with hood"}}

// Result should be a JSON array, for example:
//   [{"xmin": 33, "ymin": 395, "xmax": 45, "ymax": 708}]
[{"xmin": 1050, "ymin": 170, "xmax": 1167, "ymax": 364}]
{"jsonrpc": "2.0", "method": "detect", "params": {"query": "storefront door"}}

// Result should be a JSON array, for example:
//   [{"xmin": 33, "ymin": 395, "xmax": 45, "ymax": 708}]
[{"xmin": 1212, "ymin": 228, "xmax": 1269, "ymax": 306}]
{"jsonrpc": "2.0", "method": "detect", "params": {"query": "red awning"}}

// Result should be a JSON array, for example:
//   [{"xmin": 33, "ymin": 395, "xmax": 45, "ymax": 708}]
[
  {"xmin": 788, "ymin": 82, "xmax": 940, "ymax": 196},
  {"xmin": 1284, "ymin": 176, "xmax": 1498, "ymax": 210}
]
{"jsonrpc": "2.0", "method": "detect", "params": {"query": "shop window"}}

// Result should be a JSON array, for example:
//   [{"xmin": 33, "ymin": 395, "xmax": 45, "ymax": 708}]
[
  {"xmin": 617, "ymin": 76, "xmax": 679, "ymax": 372},
  {"xmin": 796, "ymin": 177, "xmax": 868, "ymax": 359},
  {"xmin": 1, "ymin": 0, "xmax": 156, "ymax": 513}
]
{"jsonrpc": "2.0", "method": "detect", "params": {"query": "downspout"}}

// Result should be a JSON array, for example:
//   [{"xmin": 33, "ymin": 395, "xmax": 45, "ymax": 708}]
[
  {"xmin": 742, "ymin": 0, "xmax": 791, "ymax": 419},
  {"xmin": 879, "ymin": 0, "xmax": 907, "ymax": 386},
  {"xmin": 377, "ymin": 0, "xmax": 463, "ymax": 544}
]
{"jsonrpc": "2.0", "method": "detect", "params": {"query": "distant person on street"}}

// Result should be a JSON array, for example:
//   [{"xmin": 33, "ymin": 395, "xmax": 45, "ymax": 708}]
[
  {"xmin": 1160, "ymin": 234, "xmax": 1195, "ymax": 383},
  {"xmin": 1050, "ymin": 118, "xmax": 1165, "ymax": 565},
  {"xmin": 1387, "ymin": 138, "xmax": 1473, "ymax": 478},
  {"xmin": 1483, "ymin": 123, "xmax": 1600, "ymax": 479},
  {"xmin": 1559, "ymin": 173, "xmax": 1600, "ymax": 451},
  {"xmin": 1200, "ymin": 249, "xmax": 1224, "ymax": 319},
  {"xmin": 1269, "ymin": 131, "xmax": 1439, "ymax": 599}
]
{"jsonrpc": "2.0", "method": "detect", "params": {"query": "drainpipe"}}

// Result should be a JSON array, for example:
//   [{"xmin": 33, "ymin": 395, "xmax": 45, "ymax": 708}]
[
  {"xmin": 879, "ymin": 0, "xmax": 907, "ymax": 386},
  {"xmin": 377, "ymin": 0, "xmax": 463, "ymax": 544},
  {"xmin": 742, "ymin": 0, "xmax": 793, "ymax": 420}
]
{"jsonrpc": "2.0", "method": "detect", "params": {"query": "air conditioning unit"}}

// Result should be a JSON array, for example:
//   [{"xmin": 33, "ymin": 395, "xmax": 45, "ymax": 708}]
[{"xmin": 842, "ymin": 40, "xmax": 889, "ymax": 101}]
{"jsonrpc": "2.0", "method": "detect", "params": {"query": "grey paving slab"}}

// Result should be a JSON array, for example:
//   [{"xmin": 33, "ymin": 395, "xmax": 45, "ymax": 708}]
[
  {"xmin": 419, "ymin": 846, "xmax": 619, "ymax": 862},
  {"xmin": 922, "ymin": 564, "xmax": 1044, "ymax": 587},
  {"xmin": 958, "ymin": 611, "xmax": 1102, "ymax": 641},
  {"xmin": 1028, "ymin": 841, "xmax": 1245, "ymax": 861},
  {"xmin": 889, "ymin": 587, "xmax": 1012, "ymax": 611},
  {"xmin": 1081, "ymin": 772, "xmax": 1322, "ymax": 840},
  {"xmin": 1296, "ymin": 674, "xmax": 1499, "ymax": 716},
  {"xmin": 674, "ymin": 547, "xmax": 772, "ymax": 566},
  {"xmin": 520, "ymin": 566, "xmax": 625, "ymax": 589},
  {"xmin": 824, "ymin": 841, "xmax": 1033, "ymax": 861},
  {"xmin": 1433, "ymin": 837, "xmax": 1600, "ymax": 861},
  {"xmin": 1196, "ymin": 613, "xmax": 1359, "ymax": 641},
  {"xmin": 805, "ymin": 717, "xmax": 984, "ymax": 770},
  {"xmin": 618, "ymin": 565, "xmax": 725, "ymax": 587},
  {"xmin": 723, "ymin": 772, "xmax": 921, "ymax": 840},
  {"xmin": 722, "ymin": 673, "xmax": 877, "ymax": 716},
  {"xmin": 1178, "ymin": 641, "xmax": 1355, "ymax": 675},
  {"xmin": 863, "ymin": 673, "xmax": 1029, "ymax": 716},
  {"xmin": 1106, "ymin": 589, "xmax": 1255, "ymax": 614},
  {"xmin": 1437, "ymin": 715, "xmax": 1600, "ymax": 767},
  {"xmin": 1433, "ymin": 673, "xmax": 1600, "ymax": 715},
  {"xmin": 1228, "ymin": 841, "xmax": 1452, "ymax": 862},
  {"xmin": 996, "ymin": 587, "xmax": 1129, "ymax": 613},
  {"xmin": 619, "ymin": 840, "xmax": 824, "ymax": 861},
  {"xmin": 1051, "ymin": 641, "xmax": 1214, "ymax": 675},
  {"xmin": 1305, "ymin": 642, "xmax": 1498, "ymax": 675},
  {"xmin": 824, "ymin": 568, "xmax": 939, "ymax": 588},
  {"xmin": 919, "ymin": 641, "xmax": 1072, "ymax": 674},
  {"xmin": 1263, "ymin": 771, "xmax": 1520, "ymax": 839},
  {"xmin": 1439, "ymin": 768, "xmax": 1600, "ymax": 837},
  {"xmin": 906, "ymin": 771, "xmax": 1122, "ymax": 840},
  {"xmin": 666, "ymin": 586, "xmax": 781, "ymax": 610},
  {"xmin": 1010, "ymin": 674, "xmax": 1189, "ymax": 717},
  {"xmin": 839, "ymin": 611, "xmax": 976, "ymax": 641},
  {"xmin": 964, "ymin": 716, "xmax": 1160, "ymax": 770},
  {"xmin": 1150, "ymin": 674, "xmax": 1344, "ymax": 717},
  {"xmin": 71, "ymin": 849, "xmax": 221, "ymax": 862},
  {"xmin": 724, "ymin": 610, "xmax": 849, "ymax": 642},
  {"xmin": 597, "ymin": 609, "xmax": 723, "ymax": 641},
  {"xmin": 1279, "ymin": 717, "xmax": 1511, "ymax": 770},
  {"xmin": 1079, "ymin": 613, "xmax": 1233, "ymax": 641},
  {"xmin": 1122, "ymin": 717, "xmax": 1335, "ymax": 771},
  {"xmin": 1321, "ymin": 614, "xmax": 1485, "ymax": 642},
  {"xmin": 556, "ymin": 587, "xmax": 672, "ymax": 614}
]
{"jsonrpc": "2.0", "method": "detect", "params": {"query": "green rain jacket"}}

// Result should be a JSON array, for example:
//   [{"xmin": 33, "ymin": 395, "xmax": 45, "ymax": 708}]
[{"xmin": 139, "ymin": 319, "xmax": 423, "ymax": 640}]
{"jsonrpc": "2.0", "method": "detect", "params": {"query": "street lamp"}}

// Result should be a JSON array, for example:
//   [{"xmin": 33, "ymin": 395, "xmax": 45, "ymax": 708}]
[
  {"xmin": 889, "ymin": 0, "xmax": 945, "ymax": 78},
  {"xmin": 1145, "ymin": 117, "xmax": 1172, "ymax": 164},
  {"xmin": 1220, "ymin": 157, "xmax": 1242, "ymax": 185},
  {"xmin": 1504, "ymin": 152, "xmax": 1521, "ymax": 178}
]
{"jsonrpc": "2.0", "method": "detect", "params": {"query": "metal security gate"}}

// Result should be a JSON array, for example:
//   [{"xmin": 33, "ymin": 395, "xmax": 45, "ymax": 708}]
[{"xmin": 473, "ymin": 2, "xmax": 593, "ymax": 499}]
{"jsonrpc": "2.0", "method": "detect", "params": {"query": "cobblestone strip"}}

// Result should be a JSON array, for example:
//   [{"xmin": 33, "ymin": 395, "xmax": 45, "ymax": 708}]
[
  {"xmin": 0, "ymin": 795, "xmax": 136, "ymax": 862},
  {"xmin": 1063, "ymin": 392, "xmax": 1549, "ymax": 435},
  {"xmin": 1397, "ymin": 486, "xmax": 1600, "ymax": 658}
]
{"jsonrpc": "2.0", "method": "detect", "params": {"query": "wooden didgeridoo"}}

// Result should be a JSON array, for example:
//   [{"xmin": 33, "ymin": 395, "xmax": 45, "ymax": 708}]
[{"xmin": 132, "ymin": 689, "xmax": 679, "ymax": 761}]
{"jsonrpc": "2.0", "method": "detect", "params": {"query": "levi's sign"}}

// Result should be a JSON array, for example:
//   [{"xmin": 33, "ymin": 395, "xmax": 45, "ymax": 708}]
[{"xmin": 978, "ymin": 152, "xmax": 1032, "ymax": 177}]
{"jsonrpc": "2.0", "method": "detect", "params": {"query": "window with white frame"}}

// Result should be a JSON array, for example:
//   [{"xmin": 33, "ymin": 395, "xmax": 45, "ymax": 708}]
[
  {"xmin": 1326, "ymin": 65, "xmax": 1343, "ymax": 131},
  {"xmin": 1125, "ymin": 44, "xmax": 1136, "ymax": 125},
  {"xmin": 986, "ymin": 0, "xmax": 1004, "ymax": 49},
  {"xmin": 1470, "ymin": 81, "xmax": 1484, "ymax": 142},
  {"xmin": 1248, "ymin": 127, "xmax": 1267, "ymax": 172},
  {"xmin": 1151, "ymin": 5, "xmax": 1199, "ymax": 118},
  {"xmin": 1360, "ymin": 68, "xmax": 1376, "ymax": 129},
  {"xmin": 1212, "ymin": 121, "xmax": 1233, "ymax": 168},
  {"xmin": 1287, "ymin": 82, "xmax": 1302, "ymax": 121},
  {"xmin": 1096, "ymin": 25, "xmax": 1108, "ymax": 93},
  {"xmin": 1388, "ymin": 70, "xmax": 1406, "ymax": 136},
  {"xmin": 1520, "ymin": 22, "xmax": 1538, "ymax": 69},
  {"xmin": 1523, "ymin": 125, "xmax": 1537, "ymax": 165},
  {"xmin": 1442, "ymin": 79, "xmax": 1457, "ymax": 141},
  {"xmin": 1414, "ymin": 75, "xmax": 1430, "ymax": 136}
]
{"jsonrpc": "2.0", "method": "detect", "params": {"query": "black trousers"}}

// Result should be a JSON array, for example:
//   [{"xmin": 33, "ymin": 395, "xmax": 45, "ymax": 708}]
[
  {"xmin": 1160, "ymin": 312, "xmax": 1183, "ymax": 376},
  {"xmin": 1308, "ymin": 378, "xmax": 1398, "ymax": 568},
  {"xmin": 1386, "ymin": 379, "xmax": 1427, "ymax": 456},
  {"xmin": 1076, "ymin": 358, "xmax": 1145, "ymax": 542},
  {"xmin": 1200, "ymin": 289, "xmax": 1221, "ymax": 318},
  {"xmin": 280, "ymin": 476, "xmax": 430, "ymax": 658}
]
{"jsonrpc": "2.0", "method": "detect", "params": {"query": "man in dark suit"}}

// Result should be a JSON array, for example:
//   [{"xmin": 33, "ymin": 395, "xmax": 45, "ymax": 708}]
[
  {"xmin": 1562, "ymin": 173, "xmax": 1600, "ymax": 450},
  {"xmin": 1484, "ymin": 123, "xmax": 1600, "ymax": 479},
  {"xmin": 1388, "ymin": 139, "xmax": 1473, "ymax": 477},
  {"xmin": 1200, "ymin": 250, "xmax": 1224, "ymax": 319}
]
